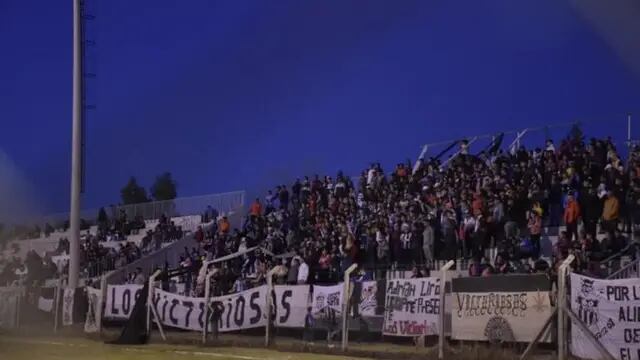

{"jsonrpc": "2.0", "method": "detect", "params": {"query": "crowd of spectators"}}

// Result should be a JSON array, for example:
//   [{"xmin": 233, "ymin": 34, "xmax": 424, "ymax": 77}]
[
  {"xmin": 4, "ymin": 133, "xmax": 640, "ymax": 293},
  {"xmin": 188, "ymin": 134, "xmax": 640, "ymax": 297},
  {"xmin": 0, "ymin": 209, "xmax": 187, "ymax": 285},
  {"xmin": 82, "ymin": 212, "xmax": 185, "ymax": 278}
]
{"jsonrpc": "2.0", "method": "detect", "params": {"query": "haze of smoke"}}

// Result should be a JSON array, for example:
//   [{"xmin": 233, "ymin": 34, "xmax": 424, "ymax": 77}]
[
  {"xmin": 570, "ymin": 0, "xmax": 640, "ymax": 81},
  {"xmin": 0, "ymin": 149, "xmax": 43, "ymax": 225}
]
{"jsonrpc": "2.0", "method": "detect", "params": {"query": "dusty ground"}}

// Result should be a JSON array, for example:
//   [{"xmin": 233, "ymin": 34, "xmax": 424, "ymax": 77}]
[{"xmin": 0, "ymin": 335, "xmax": 371, "ymax": 360}]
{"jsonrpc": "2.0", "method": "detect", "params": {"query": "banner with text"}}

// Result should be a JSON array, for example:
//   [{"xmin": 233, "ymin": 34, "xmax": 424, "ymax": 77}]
[
  {"xmin": 210, "ymin": 285, "xmax": 267, "ymax": 332},
  {"xmin": 273, "ymin": 285, "xmax": 310, "ymax": 328},
  {"xmin": 312, "ymin": 284, "xmax": 343, "ymax": 316},
  {"xmin": 451, "ymin": 275, "xmax": 553, "ymax": 343},
  {"xmin": 383, "ymin": 277, "xmax": 440, "ymax": 336},
  {"xmin": 357, "ymin": 280, "xmax": 380, "ymax": 317},
  {"xmin": 104, "ymin": 284, "xmax": 143, "ymax": 319},
  {"xmin": 570, "ymin": 273, "xmax": 640, "ymax": 360}
]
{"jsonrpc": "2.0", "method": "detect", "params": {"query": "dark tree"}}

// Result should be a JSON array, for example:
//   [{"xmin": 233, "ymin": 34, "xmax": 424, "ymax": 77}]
[
  {"xmin": 120, "ymin": 177, "xmax": 149, "ymax": 205},
  {"xmin": 150, "ymin": 172, "xmax": 177, "ymax": 201},
  {"xmin": 569, "ymin": 123, "xmax": 584, "ymax": 144},
  {"xmin": 97, "ymin": 207, "xmax": 108, "ymax": 223},
  {"xmin": 97, "ymin": 207, "xmax": 109, "ymax": 232}
]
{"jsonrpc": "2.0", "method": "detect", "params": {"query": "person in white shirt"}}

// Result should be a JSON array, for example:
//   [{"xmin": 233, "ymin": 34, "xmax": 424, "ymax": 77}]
[
  {"xmin": 297, "ymin": 257, "xmax": 309, "ymax": 284},
  {"xmin": 367, "ymin": 167, "xmax": 376, "ymax": 187},
  {"xmin": 545, "ymin": 139, "xmax": 555, "ymax": 152},
  {"xmin": 133, "ymin": 267, "xmax": 146, "ymax": 285}
]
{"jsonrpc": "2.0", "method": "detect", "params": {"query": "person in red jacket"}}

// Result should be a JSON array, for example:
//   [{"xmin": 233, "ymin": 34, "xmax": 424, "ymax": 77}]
[
  {"xmin": 249, "ymin": 198, "xmax": 262, "ymax": 217},
  {"xmin": 564, "ymin": 192, "xmax": 581, "ymax": 242}
]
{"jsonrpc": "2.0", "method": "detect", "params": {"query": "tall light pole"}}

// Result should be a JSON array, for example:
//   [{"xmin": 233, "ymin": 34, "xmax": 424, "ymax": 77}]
[{"xmin": 68, "ymin": 0, "xmax": 83, "ymax": 288}]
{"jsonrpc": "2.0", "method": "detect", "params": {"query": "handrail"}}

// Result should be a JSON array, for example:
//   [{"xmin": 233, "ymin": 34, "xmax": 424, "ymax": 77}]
[
  {"xmin": 419, "ymin": 120, "xmax": 579, "ymax": 149},
  {"xmin": 607, "ymin": 259, "xmax": 640, "ymax": 279},
  {"xmin": 599, "ymin": 241, "xmax": 639, "ymax": 265}
]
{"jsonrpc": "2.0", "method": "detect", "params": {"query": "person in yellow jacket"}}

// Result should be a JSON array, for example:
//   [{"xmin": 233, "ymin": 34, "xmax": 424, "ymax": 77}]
[{"xmin": 602, "ymin": 191, "xmax": 620, "ymax": 244}]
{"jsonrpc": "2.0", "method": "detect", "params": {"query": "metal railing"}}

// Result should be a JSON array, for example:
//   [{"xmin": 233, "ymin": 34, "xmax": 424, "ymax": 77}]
[
  {"xmin": 413, "ymin": 120, "xmax": 580, "ymax": 174},
  {"xmin": 2, "ymin": 190, "xmax": 245, "ymax": 238},
  {"xmin": 111, "ymin": 191, "xmax": 245, "ymax": 222}
]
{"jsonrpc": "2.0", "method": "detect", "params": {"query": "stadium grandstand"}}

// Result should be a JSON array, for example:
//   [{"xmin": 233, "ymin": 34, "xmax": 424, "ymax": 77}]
[
  {"xmin": 0, "ymin": 191, "xmax": 245, "ymax": 287},
  {"xmin": 3, "ymin": 121, "xmax": 640, "ymax": 360}
]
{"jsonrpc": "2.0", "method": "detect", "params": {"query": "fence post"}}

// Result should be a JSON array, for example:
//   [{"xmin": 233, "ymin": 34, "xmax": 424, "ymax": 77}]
[
  {"xmin": 265, "ymin": 267, "xmax": 279, "ymax": 346},
  {"xmin": 202, "ymin": 261, "xmax": 217, "ymax": 344},
  {"xmin": 147, "ymin": 269, "xmax": 162, "ymax": 335},
  {"xmin": 16, "ymin": 288, "xmax": 22, "ymax": 329},
  {"xmin": 413, "ymin": 145, "xmax": 429, "ymax": 175},
  {"xmin": 342, "ymin": 263, "xmax": 358, "ymax": 351},
  {"xmin": 53, "ymin": 277, "xmax": 63, "ymax": 333},
  {"xmin": 99, "ymin": 275, "xmax": 107, "ymax": 333},
  {"xmin": 557, "ymin": 254, "xmax": 575, "ymax": 360},
  {"xmin": 439, "ymin": 260, "xmax": 455, "ymax": 360}
]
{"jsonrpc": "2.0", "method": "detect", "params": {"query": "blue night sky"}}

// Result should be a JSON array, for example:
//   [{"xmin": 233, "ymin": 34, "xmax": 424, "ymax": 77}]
[{"xmin": 1, "ymin": 0, "xmax": 639, "ymax": 217}]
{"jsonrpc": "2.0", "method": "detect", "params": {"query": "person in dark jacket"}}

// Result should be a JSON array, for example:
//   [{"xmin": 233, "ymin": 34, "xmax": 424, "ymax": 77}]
[{"xmin": 580, "ymin": 186, "xmax": 602, "ymax": 240}]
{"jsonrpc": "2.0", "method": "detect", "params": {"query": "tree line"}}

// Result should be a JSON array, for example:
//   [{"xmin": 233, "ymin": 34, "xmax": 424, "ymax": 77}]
[{"xmin": 120, "ymin": 172, "xmax": 177, "ymax": 205}]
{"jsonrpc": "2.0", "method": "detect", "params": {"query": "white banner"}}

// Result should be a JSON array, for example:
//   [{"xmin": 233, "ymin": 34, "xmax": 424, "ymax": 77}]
[
  {"xmin": 151, "ymin": 289, "xmax": 208, "ymax": 332},
  {"xmin": 38, "ymin": 295, "xmax": 54, "ymax": 313},
  {"xmin": 210, "ymin": 285, "xmax": 267, "ymax": 332},
  {"xmin": 311, "ymin": 284, "xmax": 343, "ymax": 315},
  {"xmin": 358, "ymin": 280, "xmax": 378, "ymax": 317},
  {"xmin": 570, "ymin": 273, "xmax": 640, "ymax": 360},
  {"xmin": 62, "ymin": 288, "xmax": 75, "ymax": 326},
  {"xmin": 104, "ymin": 284, "xmax": 143, "ymax": 319},
  {"xmin": 383, "ymin": 277, "xmax": 440, "ymax": 336},
  {"xmin": 452, "ymin": 291, "xmax": 552, "ymax": 342},
  {"xmin": 84, "ymin": 287, "xmax": 103, "ymax": 333},
  {"xmin": 273, "ymin": 285, "xmax": 310, "ymax": 328}
]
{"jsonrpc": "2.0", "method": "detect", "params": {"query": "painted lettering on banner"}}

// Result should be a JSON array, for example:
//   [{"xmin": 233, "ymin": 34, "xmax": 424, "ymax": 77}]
[
  {"xmin": 272, "ymin": 285, "xmax": 310, "ymax": 328},
  {"xmin": 452, "ymin": 290, "xmax": 551, "ymax": 342},
  {"xmin": 570, "ymin": 273, "xmax": 640, "ymax": 360},
  {"xmin": 211, "ymin": 285, "xmax": 267, "ymax": 332},
  {"xmin": 312, "ymin": 284, "xmax": 343, "ymax": 315},
  {"xmin": 151, "ymin": 289, "xmax": 208, "ymax": 332},
  {"xmin": 383, "ymin": 277, "xmax": 440, "ymax": 336},
  {"xmin": 104, "ymin": 285, "xmax": 143, "ymax": 319}
]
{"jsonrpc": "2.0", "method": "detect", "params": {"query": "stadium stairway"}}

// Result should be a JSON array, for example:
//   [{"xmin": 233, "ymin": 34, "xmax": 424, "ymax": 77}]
[{"xmin": 103, "ymin": 210, "xmax": 243, "ymax": 285}]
